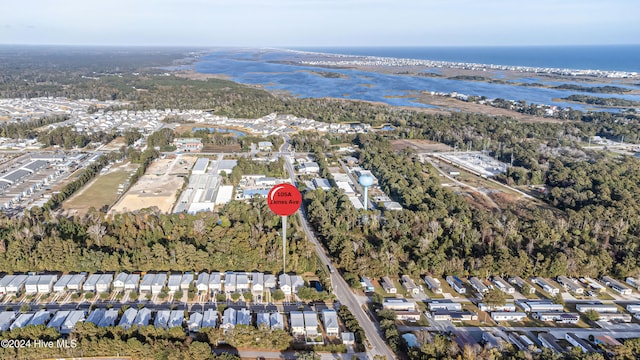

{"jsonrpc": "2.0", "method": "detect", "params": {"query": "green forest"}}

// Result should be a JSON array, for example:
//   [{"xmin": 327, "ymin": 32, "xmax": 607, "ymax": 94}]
[
  {"xmin": 302, "ymin": 133, "xmax": 640, "ymax": 282},
  {"xmin": 1, "ymin": 201, "xmax": 315, "ymax": 275}
]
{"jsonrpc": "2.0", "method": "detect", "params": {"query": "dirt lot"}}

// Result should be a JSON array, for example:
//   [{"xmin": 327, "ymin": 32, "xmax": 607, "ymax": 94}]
[
  {"xmin": 110, "ymin": 155, "xmax": 196, "ymax": 214},
  {"xmin": 391, "ymin": 139, "xmax": 453, "ymax": 153},
  {"xmin": 101, "ymin": 137, "xmax": 127, "ymax": 151},
  {"xmin": 62, "ymin": 163, "xmax": 138, "ymax": 216},
  {"xmin": 202, "ymin": 144, "xmax": 242, "ymax": 152}
]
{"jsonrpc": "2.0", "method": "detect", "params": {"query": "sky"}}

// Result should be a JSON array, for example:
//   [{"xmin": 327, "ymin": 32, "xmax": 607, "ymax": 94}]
[{"xmin": 1, "ymin": 0, "xmax": 639, "ymax": 47}]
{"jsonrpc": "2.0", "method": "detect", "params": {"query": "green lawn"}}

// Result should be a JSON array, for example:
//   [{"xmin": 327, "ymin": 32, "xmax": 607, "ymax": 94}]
[{"xmin": 63, "ymin": 169, "xmax": 134, "ymax": 214}]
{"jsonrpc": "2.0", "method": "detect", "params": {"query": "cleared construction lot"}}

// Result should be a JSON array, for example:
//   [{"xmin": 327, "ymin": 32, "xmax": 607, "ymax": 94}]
[
  {"xmin": 63, "ymin": 163, "xmax": 138, "ymax": 217},
  {"xmin": 110, "ymin": 155, "xmax": 196, "ymax": 214}
]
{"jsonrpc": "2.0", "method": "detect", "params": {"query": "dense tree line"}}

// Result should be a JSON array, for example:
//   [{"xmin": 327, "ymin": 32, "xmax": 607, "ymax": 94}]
[
  {"xmin": 41, "ymin": 153, "xmax": 114, "ymax": 211},
  {"xmin": 563, "ymin": 95, "xmax": 640, "ymax": 107},
  {"xmin": 0, "ymin": 114, "xmax": 69, "ymax": 139},
  {"xmin": 38, "ymin": 126, "xmax": 115, "ymax": 149},
  {"xmin": 146, "ymin": 128, "xmax": 175, "ymax": 150},
  {"xmin": 0, "ymin": 321, "xmax": 241, "ymax": 360},
  {"xmin": 2, "ymin": 200, "xmax": 314, "ymax": 274},
  {"xmin": 229, "ymin": 157, "xmax": 286, "ymax": 184},
  {"xmin": 305, "ymin": 135, "xmax": 640, "ymax": 281}
]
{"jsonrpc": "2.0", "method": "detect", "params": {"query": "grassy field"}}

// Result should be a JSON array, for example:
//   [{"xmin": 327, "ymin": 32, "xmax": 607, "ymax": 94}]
[{"xmin": 63, "ymin": 169, "xmax": 133, "ymax": 215}]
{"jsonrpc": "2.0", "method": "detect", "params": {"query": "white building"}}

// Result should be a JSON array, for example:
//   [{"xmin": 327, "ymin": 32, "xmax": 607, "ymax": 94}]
[
  {"xmin": 113, "ymin": 272, "xmax": 128, "ymax": 290},
  {"xmin": 493, "ymin": 276, "xmax": 515, "ymax": 294},
  {"xmin": 303, "ymin": 311, "xmax": 319, "ymax": 336},
  {"xmin": 423, "ymin": 276, "xmax": 442, "ymax": 294},
  {"xmin": 139, "ymin": 274, "xmax": 154, "ymax": 293},
  {"xmin": 167, "ymin": 274, "xmax": 182, "ymax": 293},
  {"xmin": 322, "ymin": 310, "xmax": 339, "ymax": 336},
  {"xmin": 401, "ymin": 275, "xmax": 419, "ymax": 295},
  {"xmin": 124, "ymin": 274, "xmax": 140, "ymax": 291},
  {"xmin": 151, "ymin": 273, "xmax": 167, "ymax": 294},
  {"xmin": 491, "ymin": 312, "xmax": 527, "ymax": 322},
  {"xmin": 290, "ymin": 311, "xmax": 305, "ymax": 336},
  {"xmin": 196, "ymin": 273, "xmax": 209, "ymax": 293},
  {"xmin": 54, "ymin": 274, "xmax": 73, "ymax": 292},
  {"xmin": 532, "ymin": 277, "xmax": 559, "ymax": 295}
]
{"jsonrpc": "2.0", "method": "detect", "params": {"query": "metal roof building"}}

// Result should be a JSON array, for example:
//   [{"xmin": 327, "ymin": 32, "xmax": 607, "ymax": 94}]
[
  {"xmin": 188, "ymin": 312, "xmax": 203, "ymax": 332},
  {"xmin": 28, "ymin": 310, "xmax": 51, "ymax": 326},
  {"xmin": 469, "ymin": 277, "xmax": 489, "ymax": 294},
  {"xmin": 83, "ymin": 274, "xmax": 100, "ymax": 292},
  {"xmin": 202, "ymin": 309, "xmax": 218, "ymax": 328},
  {"xmin": 257, "ymin": 312, "xmax": 270, "ymax": 328},
  {"xmin": 192, "ymin": 158, "xmax": 209, "ymax": 175},
  {"xmin": 37, "ymin": 275, "xmax": 57, "ymax": 293},
  {"xmin": 0, "ymin": 275, "xmax": 16, "ymax": 294},
  {"xmin": 66, "ymin": 274, "xmax": 86, "ymax": 291},
  {"xmin": 10, "ymin": 313, "xmax": 34, "ymax": 330},
  {"xmin": 152, "ymin": 273, "xmax": 167, "ymax": 294},
  {"xmin": 236, "ymin": 308, "xmax": 251, "ymax": 326},
  {"xmin": 134, "ymin": 308, "xmax": 152, "ymax": 327},
  {"xmin": 6, "ymin": 274, "xmax": 27, "ymax": 293},
  {"xmin": 54, "ymin": 274, "xmax": 73, "ymax": 292},
  {"xmin": 113, "ymin": 272, "xmax": 128, "ymax": 289},
  {"xmin": 493, "ymin": 276, "xmax": 515, "ymax": 294},
  {"xmin": 209, "ymin": 273, "xmax": 222, "ymax": 292},
  {"xmin": 61, "ymin": 311, "xmax": 85, "ymax": 334},
  {"xmin": 557, "ymin": 276, "xmax": 584, "ymax": 294},
  {"xmin": 25, "ymin": 276, "xmax": 40, "ymax": 294},
  {"xmin": 575, "ymin": 303, "xmax": 618, "ymax": 313},
  {"xmin": 180, "ymin": 273, "xmax": 194, "ymax": 290},
  {"xmin": 125, "ymin": 274, "xmax": 140, "ymax": 291},
  {"xmin": 98, "ymin": 309, "xmax": 118, "ymax": 327},
  {"xmin": 168, "ymin": 274, "xmax": 182, "ymax": 292},
  {"xmin": 47, "ymin": 311, "xmax": 69, "ymax": 332},
  {"xmin": 0, "ymin": 311, "xmax": 16, "ymax": 331},
  {"xmin": 196, "ymin": 272, "xmax": 210, "ymax": 293},
  {"xmin": 95, "ymin": 274, "xmax": 113, "ymax": 293},
  {"xmin": 303, "ymin": 311, "xmax": 319, "ymax": 336},
  {"xmin": 216, "ymin": 160, "xmax": 238, "ymax": 175},
  {"xmin": 270, "ymin": 312, "xmax": 284, "ymax": 330},
  {"xmin": 155, "ymin": 310, "xmax": 171, "ymax": 329},
  {"xmin": 322, "ymin": 310, "xmax": 339, "ymax": 336},
  {"xmin": 424, "ymin": 276, "xmax": 442, "ymax": 294},
  {"xmin": 290, "ymin": 311, "xmax": 305, "ymax": 335},
  {"xmin": 140, "ymin": 273, "xmax": 155, "ymax": 292},
  {"xmin": 2, "ymin": 169, "xmax": 31, "ymax": 184},
  {"xmin": 86, "ymin": 309, "xmax": 105, "ymax": 325},
  {"xmin": 118, "ymin": 308, "xmax": 138, "ymax": 330},
  {"xmin": 22, "ymin": 160, "xmax": 49, "ymax": 173},
  {"xmin": 168, "ymin": 310, "xmax": 184, "ymax": 328},
  {"xmin": 401, "ymin": 275, "xmax": 419, "ymax": 295}
]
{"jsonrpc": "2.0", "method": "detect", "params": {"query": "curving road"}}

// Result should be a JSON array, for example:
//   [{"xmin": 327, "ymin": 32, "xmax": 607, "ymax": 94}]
[{"xmin": 283, "ymin": 153, "xmax": 395, "ymax": 360}]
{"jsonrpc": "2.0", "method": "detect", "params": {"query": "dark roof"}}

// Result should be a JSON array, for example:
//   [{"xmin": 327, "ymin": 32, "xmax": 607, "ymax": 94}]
[
  {"xmin": 2, "ymin": 169, "xmax": 31, "ymax": 184},
  {"xmin": 22, "ymin": 160, "xmax": 48, "ymax": 172}
]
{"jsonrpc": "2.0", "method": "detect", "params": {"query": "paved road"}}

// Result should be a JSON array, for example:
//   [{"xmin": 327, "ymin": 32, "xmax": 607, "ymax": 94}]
[
  {"xmin": 213, "ymin": 348, "xmax": 369, "ymax": 360},
  {"xmin": 284, "ymin": 155, "xmax": 396, "ymax": 360}
]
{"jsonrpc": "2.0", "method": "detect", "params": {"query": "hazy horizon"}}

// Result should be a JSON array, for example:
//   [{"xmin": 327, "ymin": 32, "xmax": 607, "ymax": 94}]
[{"xmin": 1, "ymin": 0, "xmax": 639, "ymax": 47}]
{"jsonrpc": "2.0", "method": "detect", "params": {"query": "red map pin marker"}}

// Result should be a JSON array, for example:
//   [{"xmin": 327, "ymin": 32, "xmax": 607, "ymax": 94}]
[{"xmin": 267, "ymin": 183, "xmax": 302, "ymax": 216}]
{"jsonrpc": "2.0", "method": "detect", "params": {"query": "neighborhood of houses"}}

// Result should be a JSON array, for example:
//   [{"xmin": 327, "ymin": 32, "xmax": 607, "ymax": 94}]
[
  {"xmin": 0, "ymin": 271, "xmax": 315, "ymax": 303},
  {"xmin": 0, "ymin": 305, "xmax": 351, "ymax": 345},
  {"xmin": 0, "ymin": 271, "xmax": 355, "ymax": 344},
  {"xmin": 360, "ymin": 273, "xmax": 640, "ymax": 354}
]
